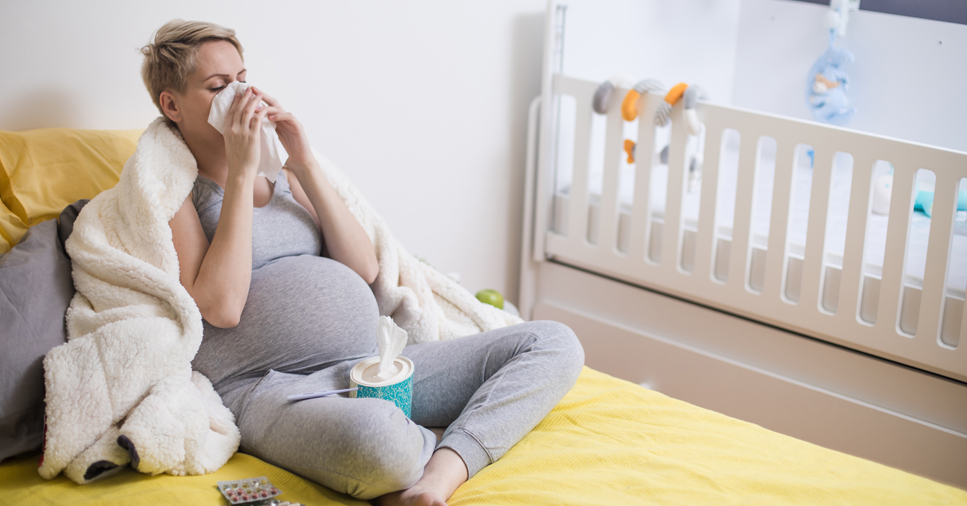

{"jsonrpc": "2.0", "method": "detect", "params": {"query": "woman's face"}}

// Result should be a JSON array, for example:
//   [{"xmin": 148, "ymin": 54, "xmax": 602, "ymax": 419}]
[{"xmin": 161, "ymin": 40, "xmax": 246, "ymax": 153}]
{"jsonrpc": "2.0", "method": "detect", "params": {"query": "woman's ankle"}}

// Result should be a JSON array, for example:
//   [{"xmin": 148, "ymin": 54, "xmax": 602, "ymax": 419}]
[
  {"xmin": 374, "ymin": 448, "xmax": 468, "ymax": 506},
  {"xmin": 418, "ymin": 448, "xmax": 468, "ymax": 498}
]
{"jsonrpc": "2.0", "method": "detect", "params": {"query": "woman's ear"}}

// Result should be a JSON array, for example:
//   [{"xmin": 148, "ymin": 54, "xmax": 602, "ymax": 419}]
[{"xmin": 160, "ymin": 91, "xmax": 182, "ymax": 123}]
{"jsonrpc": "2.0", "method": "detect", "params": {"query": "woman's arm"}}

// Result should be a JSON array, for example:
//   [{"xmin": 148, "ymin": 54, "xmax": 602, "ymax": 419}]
[
  {"xmin": 285, "ymin": 163, "xmax": 378, "ymax": 283},
  {"xmin": 258, "ymin": 90, "xmax": 378, "ymax": 284},
  {"xmin": 169, "ymin": 87, "xmax": 268, "ymax": 328},
  {"xmin": 170, "ymin": 174, "xmax": 255, "ymax": 328}
]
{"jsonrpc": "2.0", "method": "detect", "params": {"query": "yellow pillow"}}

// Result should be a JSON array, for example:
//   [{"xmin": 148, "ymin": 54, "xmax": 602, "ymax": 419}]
[
  {"xmin": 0, "ymin": 197, "xmax": 28, "ymax": 254},
  {"xmin": 0, "ymin": 128, "xmax": 142, "ymax": 249}
]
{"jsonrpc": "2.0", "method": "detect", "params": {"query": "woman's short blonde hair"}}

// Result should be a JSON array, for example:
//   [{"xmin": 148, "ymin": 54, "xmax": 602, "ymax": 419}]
[{"xmin": 140, "ymin": 20, "xmax": 244, "ymax": 120}]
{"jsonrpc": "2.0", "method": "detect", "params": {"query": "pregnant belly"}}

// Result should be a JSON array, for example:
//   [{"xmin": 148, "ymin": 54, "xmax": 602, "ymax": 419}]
[{"xmin": 192, "ymin": 255, "xmax": 379, "ymax": 388}]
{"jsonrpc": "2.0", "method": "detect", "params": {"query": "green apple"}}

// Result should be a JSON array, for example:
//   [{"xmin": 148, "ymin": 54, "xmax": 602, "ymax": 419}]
[{"xmin": 475, "ymin": 289, "xmax": 504, "ymax": 310}]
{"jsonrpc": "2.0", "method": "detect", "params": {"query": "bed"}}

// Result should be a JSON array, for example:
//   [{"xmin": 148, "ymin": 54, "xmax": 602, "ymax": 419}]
[
  {"xmin": 518, "ymin": 0, "xmax": 967, "ymax": 492},
  {"xmin": 2, "ymin": 368, "xmax": 964, "ymax": 505},
  {"xmin": 2, "ymin": 126, "xmax": 965, "ymax": 502}
]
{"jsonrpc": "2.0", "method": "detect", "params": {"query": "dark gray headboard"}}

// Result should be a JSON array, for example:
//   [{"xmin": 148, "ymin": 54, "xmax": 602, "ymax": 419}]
[{"xmin": 792, "ymin": 0, "xmax": 966, "ymax": 25}]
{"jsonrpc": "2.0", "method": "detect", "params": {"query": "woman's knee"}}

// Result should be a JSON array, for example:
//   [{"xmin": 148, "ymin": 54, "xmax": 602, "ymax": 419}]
[
  {"xmin": 524, "ymin": 320, "xmax": 585, "ymax": 378},
  {"xmin": 243, "ymin": 397, "xmax": 427, "ymax": 500},
  {"xmin": 334, "ymin": 399, "xmax": 429, "ymax": 499}
]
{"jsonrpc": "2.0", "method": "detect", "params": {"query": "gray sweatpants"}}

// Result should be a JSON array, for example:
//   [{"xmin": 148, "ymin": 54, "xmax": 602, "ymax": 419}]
[{"xmin": 219, "ymin": 321, "xmax": 584, "ymax": 500}]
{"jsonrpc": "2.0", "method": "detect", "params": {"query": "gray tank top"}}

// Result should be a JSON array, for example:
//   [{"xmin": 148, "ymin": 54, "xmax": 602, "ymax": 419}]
[
  {"xmin": 190, "ymin": 172, "xmax": 323, "ymax": 267},
  {"xmin": 189, "ymin": 172, "xmax": 380, "ymax": 393}
]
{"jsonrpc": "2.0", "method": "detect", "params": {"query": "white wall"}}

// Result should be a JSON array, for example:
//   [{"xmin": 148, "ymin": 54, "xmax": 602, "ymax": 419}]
[
  {"xmin": 0, "ymin": 0, "xmax": 546, "ymax": 301},
  {"xmin": 551, "ymin": 0, "xmax": 967, "ymax": 153},
  {"xmin": 2, "ymin": 1, "xmax": 964, "ymax": 304},
  {"xmin": 559, "ymin": 0, "xmax": 742, "ymax": 106},
  {"xmin": 733, "ymin": 0, "xmax": 967, "ymax": 151}
]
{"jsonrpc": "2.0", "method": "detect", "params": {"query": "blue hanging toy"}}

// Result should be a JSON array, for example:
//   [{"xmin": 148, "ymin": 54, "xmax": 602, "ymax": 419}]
[{"xmin": 805, "ymin": 0, "xmax": 858, "ymax": 126}]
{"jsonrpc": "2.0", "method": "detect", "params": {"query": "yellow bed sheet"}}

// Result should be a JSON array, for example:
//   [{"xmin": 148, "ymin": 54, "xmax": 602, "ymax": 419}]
[
  {"xmin": 2, "ymin": 368, "xmax": 963, "ymax": 505},
  {"xmin": 451, "ymin": 368, "xmax": 966, "ymax": 505}
]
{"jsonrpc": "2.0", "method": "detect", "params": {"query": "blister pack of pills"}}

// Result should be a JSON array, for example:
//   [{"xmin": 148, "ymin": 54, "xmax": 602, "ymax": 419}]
[{"xmin": 216, "ymin": 476, "xmax": 281, "ymax": 504}]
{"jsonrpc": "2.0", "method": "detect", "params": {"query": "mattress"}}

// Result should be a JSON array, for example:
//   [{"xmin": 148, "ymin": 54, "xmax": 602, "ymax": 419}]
[
  {"xmin": 3, "ymin": 368, "xmax": 963, "ymax": 505},
  {"xmin": 554, "ymin": 126, "xmax": 967, "ymax": 298}
]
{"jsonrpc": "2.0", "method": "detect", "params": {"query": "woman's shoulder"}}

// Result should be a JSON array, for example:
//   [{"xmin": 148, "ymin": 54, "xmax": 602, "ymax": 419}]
[{"xmin": 191, "ymin": 173, "xmax": 224, "ymax": 213}]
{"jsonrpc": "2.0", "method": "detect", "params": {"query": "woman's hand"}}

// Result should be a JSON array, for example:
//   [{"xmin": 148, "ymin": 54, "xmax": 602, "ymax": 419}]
[
  {"xmin": 223, "ymin": 86, "xmax": 270, "ymax": 180},
  {"xmin": 255, "ymin": 89, "xmax": 316, "ymax": 174}
]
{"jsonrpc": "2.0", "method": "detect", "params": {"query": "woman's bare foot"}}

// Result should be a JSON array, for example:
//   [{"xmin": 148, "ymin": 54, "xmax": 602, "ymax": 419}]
[{"xmin": 375, "ymin": 448, "xmax": 468, "ymax": 506}]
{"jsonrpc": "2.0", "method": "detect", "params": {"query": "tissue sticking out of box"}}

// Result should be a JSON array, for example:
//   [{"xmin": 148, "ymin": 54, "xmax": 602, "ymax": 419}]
[{"xmin": 376, "ymin": 316, "xmax": 408, "ymax": 380}]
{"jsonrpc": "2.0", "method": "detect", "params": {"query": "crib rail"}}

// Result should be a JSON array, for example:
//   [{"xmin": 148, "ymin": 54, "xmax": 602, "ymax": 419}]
[{"xmin": 539, "ymin": 74, "xmax": 967, "ymax": 381}]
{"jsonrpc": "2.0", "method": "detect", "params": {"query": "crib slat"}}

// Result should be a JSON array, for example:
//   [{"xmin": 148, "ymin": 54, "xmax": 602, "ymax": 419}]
[
  {"xmin": 962, "ymin": 282, "xmax": 967, "ymax": 346},
  {"xmin": 763, "ymin": 143, "xmax": 796, "ymax": 300},
  {"xmin": 563, "ymin": 85, "xmax": 595, "ymax": 247},
  {"xmin": 628, "ymin": 95, "xmax": 660, "ymax": 263},
  {"xmin": 917, "ymin": 174, "xmax": 957, "ymax": 342},
  {"xmin": 838, "ymin": 156, "xmax": 875, "ymax": 326},
  {"xmin": 542, "ymin": 75, "xmax": 967, "ymax": 380},
  {"xmin": 693, "ymin": 122, "xmax": 722, "ymax": 281},
  {"xmin": 800, "ymin": 150, "xmax": 833, "ymax": 312},
  {"xmin": 729, "ymin": 134, "xmax": 759, "ymax": 292},
  {"xmin": 876, "ymin": 167, "xmax": 915, "ymax": 334},
  {"xmin": 597, "ymin": 89, "xmax": 626, "ymax": 257},
  {"xmin": 663, "ymin": 103, "xmax": 689, "ymax": 270}
]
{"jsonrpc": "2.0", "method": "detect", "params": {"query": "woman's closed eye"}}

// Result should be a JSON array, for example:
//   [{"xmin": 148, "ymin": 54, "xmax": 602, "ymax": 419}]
[{"xmin": 210, "ymin": 80, "xmax": 245, "ymax": 93}]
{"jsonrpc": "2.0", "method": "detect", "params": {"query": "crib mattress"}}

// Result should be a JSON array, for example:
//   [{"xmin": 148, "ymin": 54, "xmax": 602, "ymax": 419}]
[
  {"xmin": 2, "ymin": 368, "xmax": 962, "ymax": 505},
  {"xmin": 559, "ymin": 152, "xmax": 967, "ymax": 297}
]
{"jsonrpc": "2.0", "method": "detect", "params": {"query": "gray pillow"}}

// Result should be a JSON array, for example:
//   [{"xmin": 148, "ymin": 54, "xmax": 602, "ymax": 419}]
[
  {"xmin": 0, "ymin": 216, "xmax": 74, "ymax": 462},
  {"xmin": 57, "ymin": 199, "xmax": 88, "ymax": 251}
]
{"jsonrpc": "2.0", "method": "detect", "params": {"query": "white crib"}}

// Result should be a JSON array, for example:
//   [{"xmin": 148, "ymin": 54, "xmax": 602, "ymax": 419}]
[{"xmin": 519, "ymin": 1, "xmax": 967, "ymax": 489}]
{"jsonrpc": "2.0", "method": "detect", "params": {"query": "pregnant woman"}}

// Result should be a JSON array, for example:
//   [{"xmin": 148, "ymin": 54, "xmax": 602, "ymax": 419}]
[{"xmin": 145, "ymin": 20, "xmax": 583, "ymax": 506}]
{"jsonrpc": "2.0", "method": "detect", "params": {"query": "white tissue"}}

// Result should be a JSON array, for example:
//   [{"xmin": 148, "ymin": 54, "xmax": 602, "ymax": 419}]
[
  {"xmin": 207, "ymin": 81, "xmax": 285, "ymax": 183},
  {"xmin": 376, "ymin": 316, "xmax": 408, "ymax": 380}
]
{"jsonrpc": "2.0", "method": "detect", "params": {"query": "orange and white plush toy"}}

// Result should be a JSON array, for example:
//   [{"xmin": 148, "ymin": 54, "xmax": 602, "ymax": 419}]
[
  {"xmin": 623, "ymin": 81, "xmax": 708, "ymax": 136},
  {"xmin": 618, "ymin": 81, "xmax": 707, "ymax": 191}
]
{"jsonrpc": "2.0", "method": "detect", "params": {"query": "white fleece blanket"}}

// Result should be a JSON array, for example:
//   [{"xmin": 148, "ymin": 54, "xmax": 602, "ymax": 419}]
[{"xmin": 40, "ymin": 118, "xmax": 521, "ymax": 484}]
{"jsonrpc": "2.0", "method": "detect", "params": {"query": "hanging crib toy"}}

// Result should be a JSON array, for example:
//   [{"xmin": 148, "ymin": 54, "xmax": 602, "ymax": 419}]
[
  {"xmin": 594, "ymin": 77, "xmax": 708, "ymax": 191},
  {"xmin": 805, "ymin": 0, "xmax": 859, "ymax": 126}
]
